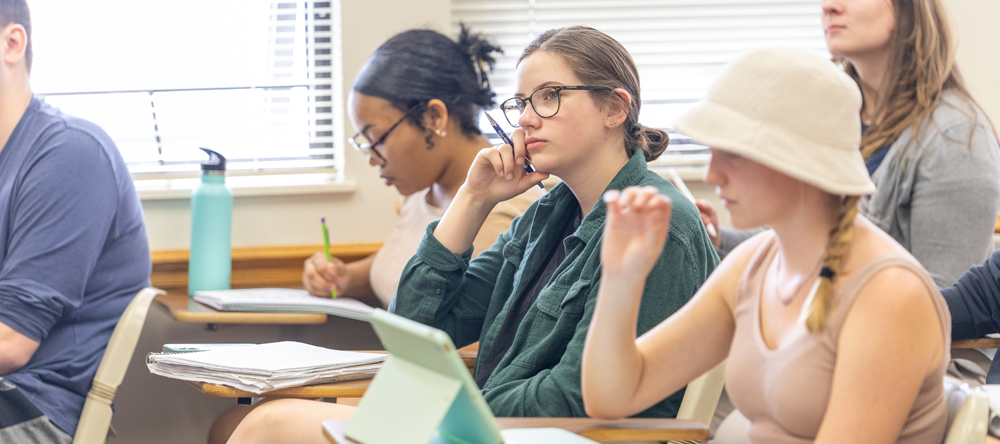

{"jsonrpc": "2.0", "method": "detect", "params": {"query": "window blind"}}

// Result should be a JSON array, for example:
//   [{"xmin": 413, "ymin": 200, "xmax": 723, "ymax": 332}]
[
  {"xmin": 454, "ymin": 0, "xmax": 827, "ymax": 165},
  {"xmin": 31, "ymin": 0, "xmax": 341, "ymax": 178}
]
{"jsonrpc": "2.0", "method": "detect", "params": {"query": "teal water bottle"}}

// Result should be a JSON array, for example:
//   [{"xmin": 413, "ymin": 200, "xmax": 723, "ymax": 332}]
[{"xmin": 188, "ymin": 148, "xmax": 233, "ymax": 295}]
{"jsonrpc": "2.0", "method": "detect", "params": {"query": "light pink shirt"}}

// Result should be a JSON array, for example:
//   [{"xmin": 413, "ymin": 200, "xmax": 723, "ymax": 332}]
[
  {"xmin": 726, "ymin": 232, "xmax": 949, "ymax": 443},
  {"xmin": 368, "ymin": 186, "xmax": 544, "ymax": 307}
]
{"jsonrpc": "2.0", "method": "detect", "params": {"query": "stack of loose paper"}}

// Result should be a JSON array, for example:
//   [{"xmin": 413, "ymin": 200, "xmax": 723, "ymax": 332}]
[
  {"xmin": 147, "ymin": 341, "xmax": 386, "ymax": 394},
  {"xmin": 193, "ymin": 288, "xmax": 374, "ymax": 321}
]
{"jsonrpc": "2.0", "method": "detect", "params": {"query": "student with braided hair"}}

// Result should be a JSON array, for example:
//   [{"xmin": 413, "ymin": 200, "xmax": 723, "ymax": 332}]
[{"xmin": 582, "ymin": 48, "xmax": 951, "ymax": 443}]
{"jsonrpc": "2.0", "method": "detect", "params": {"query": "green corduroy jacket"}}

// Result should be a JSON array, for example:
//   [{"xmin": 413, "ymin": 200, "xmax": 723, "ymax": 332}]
[{"xmin": 389, "ymin": 150, "xmax": 720, "ymax": 418}]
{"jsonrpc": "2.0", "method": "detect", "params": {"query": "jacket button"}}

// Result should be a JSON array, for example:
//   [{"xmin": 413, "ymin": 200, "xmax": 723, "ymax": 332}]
[{"xmin": 435, "ymin": 289, "xmax": 442, "ymax": 294}]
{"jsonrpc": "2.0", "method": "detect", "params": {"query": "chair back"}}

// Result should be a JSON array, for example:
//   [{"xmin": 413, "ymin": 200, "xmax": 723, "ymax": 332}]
[
  {"xmin": 676, "ymin": 360, "xmax": 727, "ymax": 426},
  {"xmin": 713, "ymin": 377, "xmax": 991, "ymax": 444},
  {"xmin": 72, "ymin": 287, "xmax": 164, "ymax": 444},
  {"xmin": 943, "ymin": 379, "xmax": 989, "ymax": 444}
]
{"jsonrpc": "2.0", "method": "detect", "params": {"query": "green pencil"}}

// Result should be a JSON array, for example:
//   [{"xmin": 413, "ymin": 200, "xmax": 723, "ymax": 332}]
[{"xmin": 321, "ymin": 217, "xmax": 336, "ymax": 298}]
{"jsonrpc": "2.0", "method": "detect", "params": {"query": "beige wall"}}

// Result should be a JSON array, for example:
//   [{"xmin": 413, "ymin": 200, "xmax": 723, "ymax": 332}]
[
  {"xmin": 142, "ymin": 0, "xmax": 998, "ymax": 248},
  {"xmin": 688, "ymin": 0, "xmax": 1000, "ymax": 214},
  {"xmin": 946, "ymin": 0, "xmax": 1000, "ymax": 125},
  {"xmin": 142, "ymin": 0, "xmax": 452, "ymax": 251}
]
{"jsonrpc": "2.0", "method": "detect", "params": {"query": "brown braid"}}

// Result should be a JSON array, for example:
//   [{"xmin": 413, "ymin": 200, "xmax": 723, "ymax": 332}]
[{"xmin": 806, "ymin": 196, "xmax": 861, "ymax": 333}]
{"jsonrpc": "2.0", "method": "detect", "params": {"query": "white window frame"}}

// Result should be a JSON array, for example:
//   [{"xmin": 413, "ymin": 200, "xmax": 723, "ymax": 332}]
[
  {"xmin": 30, "ymin": 1, "xmax": 347, "ymax": 199},
  {"xmin": 455, "ymin": 0, "xmax": 828, "ymax": 179}
]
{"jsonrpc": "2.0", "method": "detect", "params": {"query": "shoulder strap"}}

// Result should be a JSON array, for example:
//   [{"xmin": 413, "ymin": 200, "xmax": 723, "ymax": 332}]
[
  {"xmin": 736, "ymin": 231, "xmax": 778, "ymax": 306},
  {"xmin": 823, "ymin": 255, "xmax": 943, "ymax": 340}
]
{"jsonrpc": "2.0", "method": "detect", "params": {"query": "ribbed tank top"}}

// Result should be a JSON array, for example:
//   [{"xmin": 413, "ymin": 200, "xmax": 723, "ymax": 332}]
[{"xmin": 726, "ymin": 233, "xmax": 950, "ymax": 443}]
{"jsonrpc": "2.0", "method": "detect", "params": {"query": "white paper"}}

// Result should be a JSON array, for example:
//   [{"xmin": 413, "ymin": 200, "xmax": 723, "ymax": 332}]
[
  {"xmin": 147, "ymin": 341, "xmax": 386, "ymax": 394},
  {"xmin": 192, "ymin": 288, "xmax": 374, "ymax": 321}
]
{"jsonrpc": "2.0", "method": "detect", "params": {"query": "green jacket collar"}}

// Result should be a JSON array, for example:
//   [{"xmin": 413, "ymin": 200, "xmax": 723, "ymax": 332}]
[{"xmin": 535, "ymin": 149, "xmax": 649, "ymax": 245}]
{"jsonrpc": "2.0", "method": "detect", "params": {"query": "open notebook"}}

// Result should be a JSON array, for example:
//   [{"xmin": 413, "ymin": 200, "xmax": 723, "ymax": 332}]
[
  {"xmin": 193, "ymin": 288, "xmax": 374, "ymax": 321},
  {"xmin": 147, "ymin": 341, "xmax": 385, "ymax": 393}
]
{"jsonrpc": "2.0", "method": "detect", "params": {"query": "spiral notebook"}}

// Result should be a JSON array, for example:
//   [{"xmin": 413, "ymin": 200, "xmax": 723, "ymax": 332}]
[
  {"xmin": 147, "ymin": 341, "xmax": 386, "ymax": 393},
  {"xmin": 192, "ymin": 288, "xmax": 374, "ymax": 321}
]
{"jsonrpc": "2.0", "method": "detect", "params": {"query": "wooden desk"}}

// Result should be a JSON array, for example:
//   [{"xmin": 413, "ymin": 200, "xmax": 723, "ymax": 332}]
[
  {"xmin": 322, "ymin": 418, "xmax": 711, "ymax": 443},
  {"xmin": 192, "ymin": 378, "xmax": 374, "ymax": 399},
  {"xmin": 189, "ymin": 351, "xmax": 478, "ymax": 402},
  {"xmin": 154, "ymin": 292, "xmax": 327, "ymax": 324},
  {"xmin": 953, "ymin": 338, "xmax": 1000, "ymax": 349}
]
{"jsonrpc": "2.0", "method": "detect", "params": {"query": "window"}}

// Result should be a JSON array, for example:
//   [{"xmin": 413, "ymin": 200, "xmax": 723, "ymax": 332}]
[
  {"xmin": 454, "ymin": 0, "xmax": 827, "ymax": 170},
  {"xmin": 30, "ymin": 1, "xmax": 341, "ymax": 179}
]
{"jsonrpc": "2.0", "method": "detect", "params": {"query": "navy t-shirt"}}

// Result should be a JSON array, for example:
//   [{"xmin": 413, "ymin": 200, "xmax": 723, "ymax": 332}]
[
  {"xmin": 862, "ymin": 123, "xmax": 891, "ymax": 175},
  {"xmin": 0, "ymin": 96, "xmax": 151, "ymax": 435}
]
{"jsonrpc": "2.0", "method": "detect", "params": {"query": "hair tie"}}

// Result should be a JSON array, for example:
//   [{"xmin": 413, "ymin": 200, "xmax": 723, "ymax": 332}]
[
  {"xmin": 477, "ymin": 57, "xmax": 491, "ymax": 90},
  {"xmin": 819, "ymin": 267, "xmax": 836, "ymax": 279}
]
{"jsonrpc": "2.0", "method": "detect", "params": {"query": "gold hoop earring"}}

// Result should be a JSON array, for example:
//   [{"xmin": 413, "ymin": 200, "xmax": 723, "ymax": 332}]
[{"xmin": 435, "ymin": 128, "xmax": 447, "ymax": 137}]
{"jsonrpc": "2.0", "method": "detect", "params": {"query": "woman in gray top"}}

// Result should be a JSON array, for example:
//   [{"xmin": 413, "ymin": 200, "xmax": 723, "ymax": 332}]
[{"xmin": 698, "ymin": 0, "xmax": 1000, "ymax": 288}]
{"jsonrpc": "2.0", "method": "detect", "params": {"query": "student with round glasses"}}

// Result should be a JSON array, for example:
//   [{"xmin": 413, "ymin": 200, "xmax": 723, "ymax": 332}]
[
  {"xmin": 300, "ymin": 27, "xmax": 544, "ymax": 310},
  {"xmin": 225, "ymin": 26, "xmax": 718, "ymax": 444},
  {"xmin": 499, "ymin": 85, "xmax": 610, "ymax": 128}
]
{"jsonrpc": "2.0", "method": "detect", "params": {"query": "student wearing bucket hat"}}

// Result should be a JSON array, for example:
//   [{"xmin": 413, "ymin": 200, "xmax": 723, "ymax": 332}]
[
  {"xmin": 697, "ymin": 0, "xmax": 1000, "ymax": 289},
  {"xmin": 583, "ymin": 47, "xmax": 950, "ymax": 443}
]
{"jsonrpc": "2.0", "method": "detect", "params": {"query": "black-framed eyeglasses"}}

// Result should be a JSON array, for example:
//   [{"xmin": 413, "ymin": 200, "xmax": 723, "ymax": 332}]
[
  {"xmin": 499, "ymin": 85, "xmax": 612, "ymax": 128},
  {"xmin": 348, "ymin": 103, "xmax": 423, "ymax": 166}
]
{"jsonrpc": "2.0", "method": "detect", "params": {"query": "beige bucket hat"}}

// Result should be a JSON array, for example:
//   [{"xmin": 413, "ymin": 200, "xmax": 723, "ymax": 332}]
[{"xmin": 673, "ymin": 47, "xmax": 875, "ymax": 196}]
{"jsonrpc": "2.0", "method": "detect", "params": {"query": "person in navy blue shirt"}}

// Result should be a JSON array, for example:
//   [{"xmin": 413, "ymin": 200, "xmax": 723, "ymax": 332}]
[
  {"xmin": 0, "ymin": 1, "xmax": 151, "ymax": 442},
  {"xmin": 944, "ymin": 249, "xmax": 1000, "ymax": 382}
]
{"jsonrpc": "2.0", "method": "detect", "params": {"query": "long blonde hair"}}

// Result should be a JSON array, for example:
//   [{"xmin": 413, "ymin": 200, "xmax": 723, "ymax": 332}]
[
  {"xmin": 806, "ymin": 195, "xmax": 860, "ymax": 333},
  {"xmin": 840, "ymin": 0, "xmax": 995, "ymax": 159}
]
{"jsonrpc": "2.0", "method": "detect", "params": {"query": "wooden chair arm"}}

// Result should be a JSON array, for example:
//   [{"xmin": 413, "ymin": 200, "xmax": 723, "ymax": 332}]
[
  {"xmin": 493, "ymin": 417, "xmax": 710, "ymax": 442},
  {"xmin": 354, "ymin": 350, "xmax": 477, "ymax": 369},
  {"xmin": 322, "ymin": 418, "xmax": 709, "ymax": 443},
  {"xmin": 952, "ymin": 338, "xmax": 1000, "ymax": 349}
]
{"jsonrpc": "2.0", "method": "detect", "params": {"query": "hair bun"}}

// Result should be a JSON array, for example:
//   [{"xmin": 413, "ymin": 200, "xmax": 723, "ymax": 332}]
[{"xmin": 456, "ymin": 23, "xmax": 502, "ymax": 108}]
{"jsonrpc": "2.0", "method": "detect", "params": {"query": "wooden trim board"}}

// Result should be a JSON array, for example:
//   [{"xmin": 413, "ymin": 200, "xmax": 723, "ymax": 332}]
[{"xmin": 151, "ymin": 243, "xmax": 382, "ymax": 295}]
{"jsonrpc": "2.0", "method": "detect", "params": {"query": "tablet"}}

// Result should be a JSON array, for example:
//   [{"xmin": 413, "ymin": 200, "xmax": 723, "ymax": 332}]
[
  {"xmin": 346, "ymin": 309, "xmax": 501, "ymax": 444},
  {"xmin": 345, "ymin": 309, "xmax": 597, "ymax": 444}
]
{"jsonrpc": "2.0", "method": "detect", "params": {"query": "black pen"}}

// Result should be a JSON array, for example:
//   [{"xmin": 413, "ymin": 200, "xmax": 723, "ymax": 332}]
[{"xmin": 485, "ymin": 113, "xmax": 545, "ymax": 189}]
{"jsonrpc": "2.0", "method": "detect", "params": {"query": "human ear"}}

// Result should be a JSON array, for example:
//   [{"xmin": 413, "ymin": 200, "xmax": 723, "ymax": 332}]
[
  {"xmin": 423, "ymin": 99, "xmax": 450, "ymax": 135},
  {"xmin": 604, "ymin": 88, "xmax": 631, "ymax": 129},
  {"xmin": 2, "ymin": 24, "xmax": 27, "ymax": 67}
]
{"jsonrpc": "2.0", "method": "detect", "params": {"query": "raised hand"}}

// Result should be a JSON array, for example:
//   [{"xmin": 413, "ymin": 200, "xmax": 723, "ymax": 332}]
[
  {"xmin": 694, "ymin": 199, "xmax": 721, "ymax": 247},
  {"xmin": 463, "ymin": 129, "xmax": 549, "ymax": 207},
  {"xmin": 302, "ymin": 251, "xmax": 348, "ymax": 297},
  {"xmin": 601, "ymin": 186, "xmax": 673, "ymax": 281}
]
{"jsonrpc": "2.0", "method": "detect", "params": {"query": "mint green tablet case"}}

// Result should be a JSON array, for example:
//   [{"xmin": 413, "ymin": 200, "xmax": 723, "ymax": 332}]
[
  {"xmin": 346, "ymin": 310, "xmax": 597, "ymax": 444},
  {"xmin": 346, "ymin": 309, "xmax": 503, "ymax": 444}
]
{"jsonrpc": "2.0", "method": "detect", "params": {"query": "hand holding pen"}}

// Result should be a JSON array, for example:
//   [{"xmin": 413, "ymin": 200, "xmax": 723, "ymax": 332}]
[
  {"xmin": 302, "ymin": 217, "xmax": 344, "ymax": 298},
  {"xmin": 458, "ymin": 114, "xmax": 549, "ymax": 208},
  {"xmin": 486, "ymin": 113, "xmax": 546, "ymax": 190}
]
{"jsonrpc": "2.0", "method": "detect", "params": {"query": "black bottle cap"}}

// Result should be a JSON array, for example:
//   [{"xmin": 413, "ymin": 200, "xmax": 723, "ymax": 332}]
[{"xmin": 199, "ymin": 147, "xmax": 227, "ymax": 172}]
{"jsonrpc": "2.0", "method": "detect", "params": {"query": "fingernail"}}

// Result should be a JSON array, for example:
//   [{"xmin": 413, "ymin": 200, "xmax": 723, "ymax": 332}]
[
  {"xmin": 516, "ymin": 157, "xmax": 524, "ymax": 165},
  {"xmin": 506, "ymin": 173, "xmax": 513, "ymax": 180}
]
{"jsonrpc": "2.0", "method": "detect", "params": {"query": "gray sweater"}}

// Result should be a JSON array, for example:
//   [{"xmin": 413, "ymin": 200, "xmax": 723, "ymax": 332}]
[{"xmin": 720, "ymin": 92, "xmax": 1000, "ymax": 287}]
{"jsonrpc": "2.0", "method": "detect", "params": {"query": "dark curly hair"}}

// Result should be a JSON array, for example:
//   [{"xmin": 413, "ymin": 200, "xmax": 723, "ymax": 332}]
[{"xmin": 352, "ymin": 24, "xmax": 501, "ymax": 148}]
